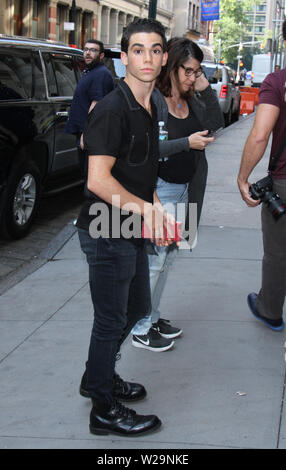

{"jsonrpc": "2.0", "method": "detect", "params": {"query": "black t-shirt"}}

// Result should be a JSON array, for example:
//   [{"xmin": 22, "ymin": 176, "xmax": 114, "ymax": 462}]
[
  {"xmin": 158, "ymin": 105, "xmax": 202, "ymax": 183},
  {"xmin": 76, "ymin": 79, "xmax": 159, "ymax": 242}
]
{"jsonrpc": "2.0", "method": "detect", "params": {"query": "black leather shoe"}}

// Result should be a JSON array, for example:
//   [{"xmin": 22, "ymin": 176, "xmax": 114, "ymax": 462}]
[
  {"xmin": 90, "ymin": 399, "xmax": 161, "ymax": 436},
  {"xmin": 79, "ymin": 371, "xmax": 147, "ymax": 402},
  {"xmin": 114, "ymin": 373, "xmax": 147, "ymax": 401}
]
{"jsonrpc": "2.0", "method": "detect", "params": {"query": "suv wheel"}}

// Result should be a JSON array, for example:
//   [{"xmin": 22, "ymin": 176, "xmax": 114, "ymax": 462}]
[
  {"xmin": 232, "ymin": 99, "xmax": 240, "ymax": 122},
  {"xmin": 224, "ymin": 106, "xmax": 232, "ymax": 127},
  {"xmin": 0, "ymin": 161, "xmax": 41, "ymax": 239}
]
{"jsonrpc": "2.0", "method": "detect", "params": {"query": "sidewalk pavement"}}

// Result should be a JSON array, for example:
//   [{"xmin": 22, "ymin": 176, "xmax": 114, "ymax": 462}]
[{"xmin": 0, "ymin": 114, "xmax": 286, "ymax": 450}]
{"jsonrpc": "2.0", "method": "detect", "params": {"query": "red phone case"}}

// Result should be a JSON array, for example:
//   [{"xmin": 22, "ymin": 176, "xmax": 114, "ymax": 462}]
[{"xmin": 142, "ymin": 221, "xmax": 182, "ymax": 242}]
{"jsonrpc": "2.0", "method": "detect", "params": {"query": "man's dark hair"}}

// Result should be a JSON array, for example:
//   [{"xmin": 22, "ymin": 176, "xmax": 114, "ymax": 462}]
[
  {"xmin": 121, "ymin": 18, "xmax": 167, "ymax": 53},
  {"xmin": 157, "ymin": 37, "xmax": 204, "ymax": 97},
  {"xmin": 283, "ymin": 19, "xmax": 286, "ymax": 41},
  {"xmin": 85, "ymin": 39, "xmax": 104, "ymax": 53}
]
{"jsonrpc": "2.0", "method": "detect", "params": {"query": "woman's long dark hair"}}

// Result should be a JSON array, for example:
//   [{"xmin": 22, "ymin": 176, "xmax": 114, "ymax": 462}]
[{"xmin": 157, "ymin": 37, "xmax": 204, "ymax": 97}]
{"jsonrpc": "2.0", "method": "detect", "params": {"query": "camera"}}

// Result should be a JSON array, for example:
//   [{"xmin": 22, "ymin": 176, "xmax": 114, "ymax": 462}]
[{"xmin": 249, "ymin": 175, "xmax": 286, "ymax": 221}]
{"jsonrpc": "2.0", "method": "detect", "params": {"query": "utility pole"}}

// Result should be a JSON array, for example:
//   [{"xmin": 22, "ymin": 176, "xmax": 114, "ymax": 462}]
[
  {"xmin": 217, "ymin": 38, "xmax": 221, "ymax": 63},
  {"xmin": 271, "ymin": 1, "xmax": 285, "ymax": 71},
  {"xmin": 148, "ymin": 0, "xmax": 157, "ymax": 19},
  {"xmin": 236, "ymin": 22, "xmax": 242, "ymax": 83}
]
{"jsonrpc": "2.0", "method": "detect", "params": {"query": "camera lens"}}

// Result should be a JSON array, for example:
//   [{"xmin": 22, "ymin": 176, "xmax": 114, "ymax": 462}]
[{"xmin": 264, "ymin": 192, "xmax": 286, "ymax": 221}]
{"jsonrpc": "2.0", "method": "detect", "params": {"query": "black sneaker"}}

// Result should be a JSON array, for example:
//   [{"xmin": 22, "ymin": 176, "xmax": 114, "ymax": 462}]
[
  {"xmin": 154, "ymin": 318, "xmax": 183, "ymax": 339},
  {"xmin": 132, "ymin": 326, "xmax": 174, "ymax": 352},
  {"xmin": 90, "ymin": 399, "xmax": 161, "ymax": 436}
]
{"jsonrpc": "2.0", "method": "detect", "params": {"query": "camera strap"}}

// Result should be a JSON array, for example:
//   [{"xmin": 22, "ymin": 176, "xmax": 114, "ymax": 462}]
[{"xmin": 268, "ymin": 134, "xmax": 286, "ymax": 172}]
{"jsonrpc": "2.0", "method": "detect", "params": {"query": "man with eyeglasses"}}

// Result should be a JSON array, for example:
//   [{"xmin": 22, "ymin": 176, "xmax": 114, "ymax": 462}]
[
  {"xmin": 66, "ymin": 40, "xmax": 114, "ymax": 175},
  {"xmin": 131, "ymin": 37, "xmax": 223, "ymax": 352}
]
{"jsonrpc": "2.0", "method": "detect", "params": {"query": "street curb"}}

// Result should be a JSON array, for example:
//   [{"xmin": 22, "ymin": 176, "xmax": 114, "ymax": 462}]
[{"xmin": 0, "ymin": 221, "xmax": 77, "ymax": 296}]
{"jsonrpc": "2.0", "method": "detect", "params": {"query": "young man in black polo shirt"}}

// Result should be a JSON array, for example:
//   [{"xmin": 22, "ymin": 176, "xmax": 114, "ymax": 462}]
[{"xmin": 76, "ymin": 19, "xmax": 170, "ymax": 436}]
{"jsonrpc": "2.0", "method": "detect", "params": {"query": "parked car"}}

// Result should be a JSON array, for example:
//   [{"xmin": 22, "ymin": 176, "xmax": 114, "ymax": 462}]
[
  {"xmin": 0, "ymin": 37, "xmax": 122, "ymax": 240},
  {"xmin": 103, "ymin": 46, "xmax": 125, "ymax": 82},
  {"xmin": 202, "ymin": 62, "xmax": 241, "ymax": 127}
]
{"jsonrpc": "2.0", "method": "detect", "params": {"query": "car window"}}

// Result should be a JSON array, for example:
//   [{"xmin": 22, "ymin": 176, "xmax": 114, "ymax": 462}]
[
  {"xmin": 53, "ymin": 54, "xmax": 78, "ymax": 96},
  {"xmin": 203, "ymin": 65, "xmax": 222, "ymax": 82},
  {"xmin": 104, "ymin": 57, "xmax": 126, "ymax": 80},
  {"xmin": 0, "ymin": 49, "xmax": 32, "ymax": 100},
  {"xmin": 42, "ymin": 53, "xmax": 79, "ymax": 97},
  {"xmin": 226, "ymin": 69, "xmax": 233, "ymax": 82}
]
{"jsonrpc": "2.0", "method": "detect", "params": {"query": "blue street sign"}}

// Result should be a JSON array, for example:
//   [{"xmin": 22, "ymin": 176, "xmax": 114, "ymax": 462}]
[{"xmin": 201, "ymin": 1, "xmax": 220, "ymax": 21}]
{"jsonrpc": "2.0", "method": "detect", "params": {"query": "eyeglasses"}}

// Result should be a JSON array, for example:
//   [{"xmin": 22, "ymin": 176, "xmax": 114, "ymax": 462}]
[
  {"xmin": 180, "ymin": 64, "xmax": 203, "ymax": 78},
  {"xmin": 83, "ymin": 47, "xmax": 100, "ymax": 54}
]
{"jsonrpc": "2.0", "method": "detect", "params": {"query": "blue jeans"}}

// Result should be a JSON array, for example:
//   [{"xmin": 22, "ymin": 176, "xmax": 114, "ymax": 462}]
[
  {"xmin": 131, "ymin": 178, "xmax": 188, "ymax": 335},
  {"xmin": 78, "ymin": 229, "xmax": 151, "ymax": 404}
]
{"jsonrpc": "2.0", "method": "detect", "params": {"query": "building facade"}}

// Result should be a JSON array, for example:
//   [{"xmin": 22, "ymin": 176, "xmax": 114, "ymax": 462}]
[
  {"xmin": 173, "ymin": 0, "xmax": 203, "ymax": 40},
  {"xmin": 0, "ymin": 0, "xmax": 173, "ymax": 48},
  {"xmin": 244, "ymin": 0, "xmax": 281, "ymax": 46}
]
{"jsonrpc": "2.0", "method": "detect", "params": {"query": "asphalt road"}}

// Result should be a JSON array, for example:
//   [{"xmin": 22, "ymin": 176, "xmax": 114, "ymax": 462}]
[{"xmin": 0, "ymin": 185, "xmax": 84, "ymax": 294}]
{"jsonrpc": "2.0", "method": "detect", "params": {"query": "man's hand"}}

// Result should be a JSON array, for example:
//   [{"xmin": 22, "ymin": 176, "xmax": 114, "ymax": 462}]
[
  {"xmin": 237, "ymin": 179, "xmax": 260, "ymax": 207},
  {"xmin": 237, "ymin": 103, "xmax": 279, "ymax": 208},
  {"xmin": 80, "ymin": 133, "xmax": 84, "ymax": 150},
  {"xmin": 144, "ymin": 203, "xmax": 177, "ymax": 247}
]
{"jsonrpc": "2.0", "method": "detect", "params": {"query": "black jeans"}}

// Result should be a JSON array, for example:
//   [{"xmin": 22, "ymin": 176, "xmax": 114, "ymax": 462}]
[{"xmin": 78, "ymin": 229, "xmax": 151, "ymax": 404}]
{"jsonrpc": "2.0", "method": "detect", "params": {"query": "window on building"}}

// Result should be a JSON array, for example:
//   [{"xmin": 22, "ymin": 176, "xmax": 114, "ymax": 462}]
[
  {"xmin": 188, "ymin": 2, "xmax": 192, "ymax": 29},
  {"xmin": 32, "ymin": 0, "xmax": 39, "ymax": 37},
  {"xmin": 256, "ymin": 15, "xmax": 266, "ymax": 23},
  {"xmin": 81, "ymin": 12, "xmax": 93, "ymax": 49},
  {"xmin": 192, "ymin": 4, "xmax": 196, "ymax": 29},
  {"xmin": 57, "ymin": 4, "xmax": 69, "ymax": 43},
  {"xmin": 75, "ymin": 10, "xmax": 82, "ymax": 48},
  {"xmin": 257, "ymin": 4, "xmax": 266, "ymax": 12},
  {"xmin": 14, "ymin": 0, "xmax": 23, "ymax": 36},
  {"xmin": 32, "ymin": 0, "xmax": 47, "ymax": 39}
]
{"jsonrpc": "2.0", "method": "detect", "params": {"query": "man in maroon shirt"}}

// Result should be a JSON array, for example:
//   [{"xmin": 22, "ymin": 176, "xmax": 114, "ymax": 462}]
[{"xmin": 238, "ymin": 19, "xmax": 286, "ymax": 332}]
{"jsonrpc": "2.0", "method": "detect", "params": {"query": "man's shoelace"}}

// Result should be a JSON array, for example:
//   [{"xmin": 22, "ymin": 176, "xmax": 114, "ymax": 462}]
[
  {"xmin": 114, "ymin": 373, "xmax": 127, "ymax": 392},
  {"xmin": 110, "ymin": 400, "xmax": 137, "ymax": 418}
]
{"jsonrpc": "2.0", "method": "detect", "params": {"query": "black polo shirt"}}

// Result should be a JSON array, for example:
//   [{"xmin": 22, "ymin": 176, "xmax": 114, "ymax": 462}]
[{"xmin": 76, "ymin": 79, "xmax": 159, "ymax": 242}]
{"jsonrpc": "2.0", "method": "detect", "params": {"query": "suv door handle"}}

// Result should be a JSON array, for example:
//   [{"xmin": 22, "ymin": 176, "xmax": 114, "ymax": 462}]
[{"xmin": 56, "ymin": 111, "xmax": 69, "ymax": 117}]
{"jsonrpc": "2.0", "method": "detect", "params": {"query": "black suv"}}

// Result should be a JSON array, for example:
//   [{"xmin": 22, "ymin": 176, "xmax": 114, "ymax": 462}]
[
  {"xmin": 0, "ymin": 37, "xmax": 122, "ymax": 239},
  {"xmin": 0, "ymin": 36, "xmax": 86, "ymax": 239}
]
